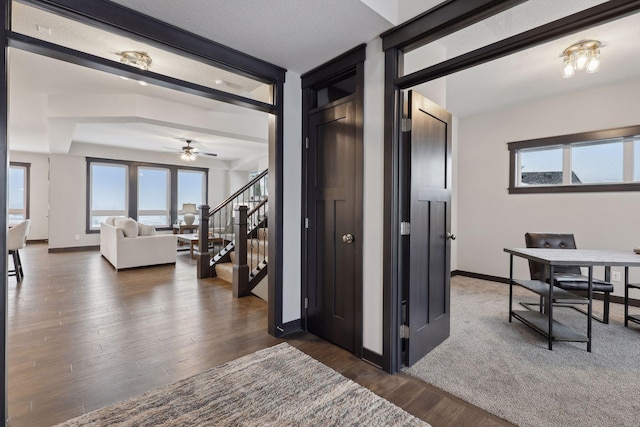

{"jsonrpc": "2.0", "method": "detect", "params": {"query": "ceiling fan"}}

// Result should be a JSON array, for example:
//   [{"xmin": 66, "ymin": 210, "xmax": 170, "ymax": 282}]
[{"xmin": 163, "ymin": 138, "xmax": 218, "ymax": 161}]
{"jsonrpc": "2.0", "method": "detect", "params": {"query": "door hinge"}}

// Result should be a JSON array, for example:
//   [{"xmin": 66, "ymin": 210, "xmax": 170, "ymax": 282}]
[
  {"xmin": 304, "ymin": 297, "xmax": 309, "ymax": 309},
  {"xmin": 401, "ymin": 118, "xmax": 412, "ymax": 132},
  {"xmin": 305, "ymin": 137, "xmax": 309, "ymax": 148},
  {"xmin": 400, "ymin": 324, "xmax": 410, "ymax": 339},
  {"xmin": 400, "ymin": 221, "xmax": 411, "ymax": 236},
  {"xmin": 305, "ymin": 218, "xmax": 309, "ymax": 229}
]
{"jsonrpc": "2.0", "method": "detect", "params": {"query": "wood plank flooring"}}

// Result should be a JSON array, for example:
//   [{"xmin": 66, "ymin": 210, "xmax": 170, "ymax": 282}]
[{"xmin": 7, "ymin": 243, "xmax": 512, "ymax": 426}]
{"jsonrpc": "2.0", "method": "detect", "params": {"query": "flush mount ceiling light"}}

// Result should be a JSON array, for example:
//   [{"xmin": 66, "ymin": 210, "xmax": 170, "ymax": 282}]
[
  {"xmin": 562, "ymin": 40, "xmax": 601, "ymax": 78},
  {"xmin": 119, "ymin": 50, "xmax": 152, "ymax": 71}
]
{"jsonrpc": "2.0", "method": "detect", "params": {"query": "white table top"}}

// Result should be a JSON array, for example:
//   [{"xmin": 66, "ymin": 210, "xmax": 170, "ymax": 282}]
[{"xmin": 504, "ymin": 248, "xmax": 640, "ymax": 267}]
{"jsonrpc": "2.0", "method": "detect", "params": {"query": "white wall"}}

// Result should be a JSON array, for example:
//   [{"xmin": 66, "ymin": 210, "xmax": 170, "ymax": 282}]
[
  {"xmin": 457, "ymin": 78, "xmax": 640, "ymax": 296},
  {"xmin": 282, "ymin": 71, "xmax": 303, "ymax": 323},
  {"xmin": 362, "ymin": 38, "xmax": 386, "ymax": 353},
  {"xmin": 8, "ymin": 151, "xmax": 49, "ymax": 240}
]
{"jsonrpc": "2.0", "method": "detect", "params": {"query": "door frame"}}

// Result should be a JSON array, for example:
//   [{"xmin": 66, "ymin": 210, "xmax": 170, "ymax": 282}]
[
  {"xmin": 301, "ymin": 45, "xmax": 365, "ymax": 358},
  {"xmin": 379, "ymin": 0, "xmax": 640, "ymax": 373},
  {"xmin": 0, "ymin": 0, "xmax": 287, "ymax": 421}
]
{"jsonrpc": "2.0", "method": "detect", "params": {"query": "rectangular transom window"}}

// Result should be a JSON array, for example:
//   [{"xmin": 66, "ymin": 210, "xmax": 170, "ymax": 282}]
[{"xmin": 508, "ymin": 125, "xmax": 640, "ymax": 193}]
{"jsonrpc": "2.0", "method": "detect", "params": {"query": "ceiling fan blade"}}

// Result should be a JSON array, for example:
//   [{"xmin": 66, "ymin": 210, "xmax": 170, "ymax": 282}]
[
  {"xmin": 162, "ymin": 146, "xmax": 181, "ymax": 152},
  {"xmin": 199, "ymin": 151, "xmax": 218, "ymax": 157}
]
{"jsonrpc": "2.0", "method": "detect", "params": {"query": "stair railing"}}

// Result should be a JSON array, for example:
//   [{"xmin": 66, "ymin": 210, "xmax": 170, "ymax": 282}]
[
  {"xmin": 196, "ymin": 169, "xmax": 268, "ymax": 279},
  {"xmin": 232, "ymin": 199, "xmax": 269, "ymax": 297}
]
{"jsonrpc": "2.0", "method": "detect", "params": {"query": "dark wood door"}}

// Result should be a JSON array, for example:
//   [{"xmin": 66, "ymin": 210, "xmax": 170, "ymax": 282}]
[
  {"xmin": 306, "ymin": 97, "xmax": 357, "ymax": 352},
  {"xmin": 401, "ymin": 90, "xmax": 452, "ymax": 366}
]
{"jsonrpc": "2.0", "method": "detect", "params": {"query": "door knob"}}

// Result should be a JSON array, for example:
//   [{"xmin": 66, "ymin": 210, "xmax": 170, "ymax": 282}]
[
  {"xmin": 446, "ymin": 232, "xmax": 457, "ymax": 240},
  {"xmin": 342, "ymin": 233, "xmax": 354, "ymax": 244}
]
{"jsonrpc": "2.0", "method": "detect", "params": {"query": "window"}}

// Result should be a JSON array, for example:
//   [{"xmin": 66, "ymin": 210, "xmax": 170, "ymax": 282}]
[
  {"xmin": 89, "ymin": 163, "xmax": 128, "ymax": 229},
  {"xmin": 508, "ymin": 125, "xmax": 640, "ymax": 193},
  {"xmin": 177, "ymin": 170, "xmax": 206, "ymax": 222},
  {"xmin": 138, "ymin": 167, "xmax": 170, "ymax": 226},
  {"xmin": 86, "ymin": 158, "xmax": 208, "ymax": 232},
  {"xmin": 9, "ymin": 162, "xmax": 29, "ymax": 221}
]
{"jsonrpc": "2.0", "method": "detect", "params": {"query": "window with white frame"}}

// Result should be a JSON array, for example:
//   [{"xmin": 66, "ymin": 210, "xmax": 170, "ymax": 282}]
[
  {"xmin": 508, "ymin": 126, "xmax": 640, "ymax": 193},
  {"xmin": 89, "ymin": 162, "xmax": 128, "ymax": 229},
  {"xmin": 8, "ymin": 162, "xmax": 29, "ymax": 221},
  {"xmin": 138, "ymin": 167, "xmax": 171, "ymax": 226}
]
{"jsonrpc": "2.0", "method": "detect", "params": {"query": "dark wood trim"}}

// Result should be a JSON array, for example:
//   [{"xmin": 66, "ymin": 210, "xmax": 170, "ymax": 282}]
[
  {"xmin": 382, "ymin": 47, "xmax": 402, "ymax": 374},
  {"xmin": 300, "ymin": 45, "xmax": 365, "ymax": 357},
  {"xmin": 267, "ymin": 79, "xmax": 284, "ymax": 336},
  {"xmin": 8, "ymin": 32, "xmax": 276, "ymax": 114},
  {"xmin": 362, "ymin": 348, "xmax": 383, "ymax": 369},
  {"xmin": 453, "ymin": 270, "xmax": 509, "ymax": 284},
  {"xmin": 301, "ymin": 44, "xmax": 366, "ymax": 88},
  {"xmin": 1, "ymin": 0, "xmax": 9, "ymax": 421},
  {"xmin": 508, "ymin": 124, "xmax": 640, "ymax": 151},
  {"xmin": 85, "ymin": 158, "xmax": 209, "ymax": 233},
  {"xmin": 509, "ymin": 183, "xmax": 640, "ymax": 195},
  {"xmin": 25, "ymin": 239, "xmax": 47, "ymax": 243},
  {"xmin": 9, "ymin": 162, "xmax": 30, "ymax": 220},
  {"xmin": 395, "ymin": 0, "xmax": 640, "ymax": 89},
  {"xmin": 48, "ymin": 245, "xmax": 100, "ymax": 253},
  {"xmin": 381, "ymin": 0, "xmax": 527, "ymax": 52},
  {"xmin": 21, "ymin": 0, "xmax": 286, "ymax": 84},
  {"xmin": 277, "ymin": 319, "xmax": 302, "ymax": 337}
]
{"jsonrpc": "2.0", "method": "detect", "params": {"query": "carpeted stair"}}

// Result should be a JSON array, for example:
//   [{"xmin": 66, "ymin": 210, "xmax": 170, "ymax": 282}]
[{"xmin": 214, "ymin": 229, "xmax": 268, "ymax": 298}]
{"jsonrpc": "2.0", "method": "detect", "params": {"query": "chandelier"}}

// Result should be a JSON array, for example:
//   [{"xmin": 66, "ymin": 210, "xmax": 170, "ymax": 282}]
[{"xmin": 562, "ymin": 40, "xmax": 600, "ymax": 78}]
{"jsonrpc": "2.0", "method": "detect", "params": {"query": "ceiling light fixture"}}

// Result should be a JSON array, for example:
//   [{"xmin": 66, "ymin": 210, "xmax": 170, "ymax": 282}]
[
  {"xmin": 562, "ymin": 40, "xmax": 601, "ymax": 78},
  {"xmin": 119, "ymin": 50, "xmax": 152, "ymax": 71}
]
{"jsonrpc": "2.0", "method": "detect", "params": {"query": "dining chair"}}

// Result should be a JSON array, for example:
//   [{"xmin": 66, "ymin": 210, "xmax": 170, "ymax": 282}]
[
  {"xmin": 524, "ymin": 232, "xmax": 613, "ymax": 323},
  {"xmin": 8, "ymin": 219, "xmax": 31, "ymax": 282}
]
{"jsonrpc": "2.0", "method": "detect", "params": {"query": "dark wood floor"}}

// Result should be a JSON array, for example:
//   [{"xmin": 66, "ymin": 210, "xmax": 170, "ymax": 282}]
[{"xmin": 7, "ymin": 243, "xmax": 512, "ymax": 426}]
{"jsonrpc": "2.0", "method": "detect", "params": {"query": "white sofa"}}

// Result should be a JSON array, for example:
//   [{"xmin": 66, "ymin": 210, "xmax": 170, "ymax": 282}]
[{"xmin": 100, "ymin": 221, "xmax": 177, "ymax": 270}]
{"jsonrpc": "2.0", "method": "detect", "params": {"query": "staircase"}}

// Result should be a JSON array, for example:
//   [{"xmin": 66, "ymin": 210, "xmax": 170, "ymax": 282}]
[
  {"xmin": 196, "ymin": 170, "xmax": 269, "ymax": 299},
  {"xmin": 214, "ymin": 228, "xmax": 268, "ymax": 299}
]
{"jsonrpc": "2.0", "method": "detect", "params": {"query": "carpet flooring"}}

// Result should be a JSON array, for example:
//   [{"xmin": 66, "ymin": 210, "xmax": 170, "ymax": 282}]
[
  {"xmin": 55, "ymin": 343, "xmax": 428, "ymax": 427},
  {"xmin": 404, "ymin": 276, "xmax": 640, "ymax": 427}
]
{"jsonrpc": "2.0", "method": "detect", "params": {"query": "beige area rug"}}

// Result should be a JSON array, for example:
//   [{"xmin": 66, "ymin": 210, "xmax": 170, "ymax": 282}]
[
  {"xmin": 55, "ymin": 343, "xmax": 428, "ymax": 427},
  {"xmin": 404, "ymin": 276, "xmax": 640, "ymax": 427}
]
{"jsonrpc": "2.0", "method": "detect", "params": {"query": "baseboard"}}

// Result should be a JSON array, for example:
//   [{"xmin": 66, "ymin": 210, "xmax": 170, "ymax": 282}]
[
  {"xmin": 452, "ymin": 270, "xmax": 509, "ymax": 284},
  {"xmin": 48, "ymin": 245, "xmax": 99, "ymax": 253},
  {"xmin": 453, "ymin": 270, "xmax": 640, "ymax": 307},
  {"xmin": 274, "ymin": 319, "xmax": 302, "ymax": 337},
  {"xmin": 362, "ymin": 348, "xmax": 383, "ymax": 369}
]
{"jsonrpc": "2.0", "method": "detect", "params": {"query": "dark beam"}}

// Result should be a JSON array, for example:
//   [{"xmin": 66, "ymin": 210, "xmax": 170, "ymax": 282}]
[
  {"xmin": 21, "ymin": 0, "xmax": 286, "ymax": 84},
  {"xmin": 396, "ymin": 0, "xmax": 640, "ymax": 89},
  {"xmin": 381, "ymin": 0, "xmax": 526, "ymax": 52}
]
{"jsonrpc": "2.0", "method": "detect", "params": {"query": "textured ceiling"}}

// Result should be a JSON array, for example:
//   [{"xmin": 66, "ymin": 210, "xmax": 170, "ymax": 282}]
[{"xmin": 108, "ymin": 0, "xmax": 395, "ymax": 73}]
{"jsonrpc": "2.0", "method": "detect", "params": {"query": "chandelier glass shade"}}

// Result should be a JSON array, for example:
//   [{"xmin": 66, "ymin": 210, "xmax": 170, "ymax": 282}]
[
  {"xmin": 181, "ymin": 150, "xmax": 197, "ymax": 162},
  {"xmin": 562, "ymin": 40, "xmax": 600, "ymax": 78}
]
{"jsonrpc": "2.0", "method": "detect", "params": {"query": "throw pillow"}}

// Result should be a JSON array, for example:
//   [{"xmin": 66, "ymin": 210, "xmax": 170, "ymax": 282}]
[
  {"xmin": 105, "ymin": 216, "xmax": 117, "ymax": 226},
  {"xmin": 114, "ymin": 217, "xmax": 138, "ymax": 238},
  {"xmin": 137, "ymin": 222, "xmax": 157, "ymax": 236}
]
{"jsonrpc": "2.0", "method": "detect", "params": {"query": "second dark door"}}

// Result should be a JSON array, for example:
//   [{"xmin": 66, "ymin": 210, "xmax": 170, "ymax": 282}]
[
  {"xmin": 306, "ymin": 96, "xmax": 357, "ymax": 352},
  {"xmin": 401, "ymin": 90, "xmax": 453, "ymax": 366}
]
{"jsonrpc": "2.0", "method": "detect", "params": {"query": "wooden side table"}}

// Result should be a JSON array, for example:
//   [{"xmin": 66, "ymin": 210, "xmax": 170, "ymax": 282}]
[{"xmin": 172, "ymin": 224, "xmax": 198, "ymax": 234}]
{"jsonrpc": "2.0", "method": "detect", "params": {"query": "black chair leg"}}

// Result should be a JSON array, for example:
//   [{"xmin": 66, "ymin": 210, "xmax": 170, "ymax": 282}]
[
  {"xmin": 16, "ymin": 249, "xmax": 24, "ymax": 277},
  {"xmin": 603, "ymin": 292, "xmax": 610, "ymax": 324},
  {"xmin": 12, "ymin": 250, "xmax": 22, "ymax": 282}
]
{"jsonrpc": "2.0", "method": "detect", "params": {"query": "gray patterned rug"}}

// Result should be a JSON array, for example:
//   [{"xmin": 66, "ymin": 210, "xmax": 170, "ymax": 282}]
[
  {"xmin": 55, "ymin": 343, "xmax": 428, "ymax": 427},
  {"xmin": 404, "ymin": 276, "xmax": 640, "ymax": 427}
]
